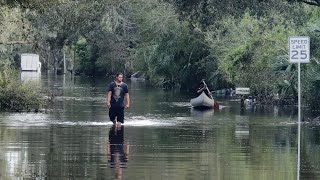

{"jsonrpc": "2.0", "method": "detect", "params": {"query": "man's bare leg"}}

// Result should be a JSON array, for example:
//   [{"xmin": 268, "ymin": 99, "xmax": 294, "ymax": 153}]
[
  {"xmin": 113, "ymin": 120, "xmax": 117, "ymax": 127},
  {"xmin": 116, "ymin": 117, "xmax": 122, "ymax": 127}
]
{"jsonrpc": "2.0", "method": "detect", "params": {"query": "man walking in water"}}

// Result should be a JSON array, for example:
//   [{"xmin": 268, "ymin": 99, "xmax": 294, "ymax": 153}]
[{"xmin": 107, "ymin": 72, "xmax": 130, "ymax": 126}]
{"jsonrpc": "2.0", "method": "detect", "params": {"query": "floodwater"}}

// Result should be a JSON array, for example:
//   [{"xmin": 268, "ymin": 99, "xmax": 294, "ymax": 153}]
[{"xmin": 0, "ymin": 74, "xmax": 319, "ymax": 180}]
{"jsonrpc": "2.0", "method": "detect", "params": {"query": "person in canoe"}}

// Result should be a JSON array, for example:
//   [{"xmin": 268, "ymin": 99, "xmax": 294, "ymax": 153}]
[
  {"xmin": 196, "ymin": 79, "xmax": 220, "ymax": 110},
  {"xmin": 197, "ymin": 79, "xmax": 213, "ymax": 98}
]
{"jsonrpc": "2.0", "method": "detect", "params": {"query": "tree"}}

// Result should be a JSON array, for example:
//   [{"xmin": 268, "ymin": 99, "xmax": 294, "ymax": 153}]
[
  {"xmin": 168, "ymin": 0, "xmax": 307, "ymax": 30},
  {"xmin": 205, "ymin": 12, "xmax": 301, "ymax": 95},
  {"xmin": 288, "ymin": 0, "xmax": 320, "ymax": 6},
  {"xmin": 129, "ymin": 0, "xmax": 213, "ymax": 89},
  {"xmin": 26, "ymin": 0, "xmax": 111, "ymax": 73}
]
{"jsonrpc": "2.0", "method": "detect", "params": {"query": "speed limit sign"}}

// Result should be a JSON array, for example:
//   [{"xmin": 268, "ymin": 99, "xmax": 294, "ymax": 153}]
[
  {"xmin": 289, "ymin": 36, "xmax": 310, "ymax": 63},
  {"xmin": 289, "ymin": 36, "xmax": 310, "ymax": 180}
]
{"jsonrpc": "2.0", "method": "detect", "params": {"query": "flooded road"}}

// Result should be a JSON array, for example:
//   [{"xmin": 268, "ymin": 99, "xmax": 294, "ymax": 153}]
[{"xmin": 0, "ymin": 74, "xmax": 319, "ymax": 179}]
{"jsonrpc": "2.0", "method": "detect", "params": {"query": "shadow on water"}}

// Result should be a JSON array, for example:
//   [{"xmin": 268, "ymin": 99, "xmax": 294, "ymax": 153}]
[
  {"xmin": 190, "ymin": 108, "xmax": 214, "ymax": 119},
  {"xmin": 108, "ymin": 125, "xmax": 129, "ymax": 180}
]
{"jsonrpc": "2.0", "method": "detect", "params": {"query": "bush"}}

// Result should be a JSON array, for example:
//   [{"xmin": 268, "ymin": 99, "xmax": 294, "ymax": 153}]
[{"xmin": 0, "ymin": 61, "xmax": 42, "ymax": 111}]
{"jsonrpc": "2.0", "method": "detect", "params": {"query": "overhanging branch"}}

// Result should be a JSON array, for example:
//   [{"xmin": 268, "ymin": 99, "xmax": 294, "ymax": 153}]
[
  {"xmin": 302, "ymin": 0, "xmax": 320, "ymax": 6},
  {"xmin": 0, "ymin": 41, "xmax": 30, "ymax": 45}
]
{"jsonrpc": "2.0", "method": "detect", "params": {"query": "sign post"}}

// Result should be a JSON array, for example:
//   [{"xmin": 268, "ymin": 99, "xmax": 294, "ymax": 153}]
[{"xmin": 289, "ymin": 36, "xmax": 310, "ymax": 180}]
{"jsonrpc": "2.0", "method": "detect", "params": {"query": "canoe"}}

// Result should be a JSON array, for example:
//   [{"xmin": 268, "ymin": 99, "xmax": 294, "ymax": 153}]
[{"xmin": 190, "ymin": 91, "xmax": 215, "ymax": 108}]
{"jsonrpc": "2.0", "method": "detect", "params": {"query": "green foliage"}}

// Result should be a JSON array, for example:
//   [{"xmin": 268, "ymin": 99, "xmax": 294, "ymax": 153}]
[
  {"xmin": 272, "ymin": 55, "xmax": 297, "ymax": 102},
  {"xmin": 131, "ymin": 0, "xmax": 212, "ymax": 89},
  {"xmin": 0, "ymin": 0, "xmax": 60, "ymax": 9},
  {"xmin": 206, "ymin": 12, "xmax": 300, "ymax": 93},
  {"xmin": 303, "ymin": 18, "xmax": 320, "ymax": 109},
  {"xmin": 74, "ymin": 38, "xmax": 92, "ymax": 75},
  {"xmin": 1, "ymin": 0, "xmax": 320, "ymax": 109},
  {"xmin": 304, "ymin": 61, "xmax": 320, "ymax": 109},
  {"xmin": 0, "ymin": 60, "xmax": 42, "ymax": 111},
  {"xmin": 73, "ymin": 37, "xmax": 107, "ymax": 76},
  {"xmin": 25, "ymin": 0, "xmax": 115, "ymax": 74},
  {"xmin": 168, "ymin": 0, "xmax": 308, "ymax": 29}
]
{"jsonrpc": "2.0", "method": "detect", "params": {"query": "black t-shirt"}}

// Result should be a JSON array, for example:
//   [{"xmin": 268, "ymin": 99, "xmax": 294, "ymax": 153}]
[{"xmin": 108, "ymin": 81, "xmax": 128, "ymax": 108}]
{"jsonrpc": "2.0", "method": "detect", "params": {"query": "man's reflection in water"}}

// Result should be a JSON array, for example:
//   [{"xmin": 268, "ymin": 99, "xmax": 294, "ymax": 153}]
[{"xmin": 108, "ymin": 125, "xmax": 129, "ymax": 179}]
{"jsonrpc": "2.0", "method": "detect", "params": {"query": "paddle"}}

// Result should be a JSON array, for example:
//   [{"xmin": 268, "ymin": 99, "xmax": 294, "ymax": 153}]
[{"xmin": 202, "ymin": 80, "xmax": 213, "ymax": 99}]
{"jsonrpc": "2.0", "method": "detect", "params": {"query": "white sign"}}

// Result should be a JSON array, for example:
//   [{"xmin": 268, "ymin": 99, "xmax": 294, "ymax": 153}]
[
  {"xmin": 236, "ymin": 87, "xmax": 250, "ymax": 95},
  {"xmin": 21, "ymin": 53, "xmax": 41, "ymax": 71},
  {"xmin": 289, "ymin": 36, "xmax": 310, "ymax": 63}
]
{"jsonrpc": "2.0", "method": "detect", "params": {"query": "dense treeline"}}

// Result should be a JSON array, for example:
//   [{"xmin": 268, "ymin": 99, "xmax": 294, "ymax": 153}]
[{"xmin": 0, "ymin": 0, "xmax": 319, "ymax": 109}]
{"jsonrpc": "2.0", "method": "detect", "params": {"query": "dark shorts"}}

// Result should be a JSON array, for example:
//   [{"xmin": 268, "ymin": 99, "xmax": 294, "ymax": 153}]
[{"xmin": 109, "ymin": 106, "xmax": 125, "ymax": 123}]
